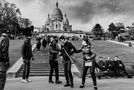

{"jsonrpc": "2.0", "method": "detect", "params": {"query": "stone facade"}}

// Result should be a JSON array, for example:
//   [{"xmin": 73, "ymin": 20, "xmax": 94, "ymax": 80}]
[{"xmin": 44, "ymin": 2, "xmax": 72, "ymax": 31}]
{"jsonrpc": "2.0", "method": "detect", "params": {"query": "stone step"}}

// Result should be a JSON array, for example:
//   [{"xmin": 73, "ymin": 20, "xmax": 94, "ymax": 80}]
[
  {"xmin": 17, "ymin": 63, "xmax": 64, "ymax": 77},
  {"xmin": 19, "ymin": 70, "xmax": 64, "ymax": 73},
  {"xmin": 27, "ymin": 68, "xmax": 64, "ymax": 71},
  {"xmin": 18, "ymin": 72, "xmax": 65, "ymax": 76}
]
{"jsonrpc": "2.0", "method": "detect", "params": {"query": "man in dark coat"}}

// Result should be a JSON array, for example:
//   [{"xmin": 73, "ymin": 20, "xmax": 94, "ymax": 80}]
[
  {"xmin": 36, "ymin": 36, "xmax": 41, "ymax": 51},
  {"xmin": 42, "ymin": 37, "xmax": 47, "ymax": 49},
  {"xmin": 0, "ymin": 33, "xmax": 10, "ymax": 90},
  {"xmin": 114, "ymin": 56, "xmax": 132, "ymax": 78},
  {"xmin": 48, "ymin": 36, "xmax": 62, "ymax": 84},
  {"xmin": 21, "ymin": 36, "xmax": 34, "ymax": 83},
  {"xmin": 105, "ymin": 57, "xmax": 117, "ymax": 78},
  {"xmin": 97, "ymin": 57, "xmax": 106, "ymax": 79},
  {"xmin": 98, "ymin": 57, "xmax": 105, "ymax": 68},
  {"xmin": 59, "ymin": 35, "xmax": 78, "ymax": 88}
]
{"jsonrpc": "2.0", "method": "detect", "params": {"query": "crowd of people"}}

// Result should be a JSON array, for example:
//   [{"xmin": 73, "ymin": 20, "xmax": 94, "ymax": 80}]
[
  {"xmin": 45, "ymin": 35, "xmax": 104, "ymax": 90},
  {"xmin": 97, "ymin": 56, "xmax": 132, "ymax": 79},
  {"xmin": 0, "ymin": 33, "xmax": 133, "ymax": 90}
]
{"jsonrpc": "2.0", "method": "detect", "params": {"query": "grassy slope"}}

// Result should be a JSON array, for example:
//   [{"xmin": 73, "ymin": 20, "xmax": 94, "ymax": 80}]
[
  {"xmin": 71, "ymin": 40, "xmax": 134, "ymax": 66},
  {"xmin": 9, "ymin": 39, "xmax": 36, "ymax": 66}
]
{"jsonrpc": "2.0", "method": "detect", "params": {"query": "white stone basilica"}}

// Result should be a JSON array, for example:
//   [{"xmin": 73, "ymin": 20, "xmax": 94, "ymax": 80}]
[{"xmin": 44, "ymin": 2, "xmax": 72, "ymax": 31}]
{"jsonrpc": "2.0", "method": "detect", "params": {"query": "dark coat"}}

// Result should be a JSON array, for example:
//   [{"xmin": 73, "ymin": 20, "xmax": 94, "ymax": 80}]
[
  {"xmin": 60, "ymin": 41, "xmax": 77, "ymax": 61},
  {"xmin": 49, "ymin": 41, "xmax": 59, "ymax": 61},
  {"xmin": 21, "ymin": 39, "xmax": 33, "ymax": 61},
  {"xmin": 0, "ymin": 37, "xmax": 9, "ymax": 72},
  {"xmin": 98, "ymin": 60, "xmax": 105, "ymax": 67},
  {"xmin": 0, "ymin": 37, "xmax": 9, "ymax": 62}
]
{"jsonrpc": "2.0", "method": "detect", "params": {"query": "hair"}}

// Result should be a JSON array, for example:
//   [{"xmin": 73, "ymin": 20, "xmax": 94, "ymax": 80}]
[
  {"xmin": 115, "ymin": 56, "xmax": 118, "ymax": 58},
  {"xmin": 84, "ymin": 39, "xmax": 91, "ymax": 46},
  {"xmin": 59, "ymin": 35, "xmax": 65, "ymax": 40},
  {"xmin": 99, "ymin": 57, "xmax": 103, "ymax": 58}
]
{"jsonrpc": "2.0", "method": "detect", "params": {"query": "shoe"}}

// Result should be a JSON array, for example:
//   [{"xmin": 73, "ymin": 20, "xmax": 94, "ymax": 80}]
[
  {"xmin": 94, "ymin": 86, "xmax": 98, "ymax": 90},
  {"xmin": 127, "ymin": 76, "xmax": 133, "ymax": 78},
  {"xmin": 49, "ymin": 80, "xmax": 54, "ymax": 83},
  {"xmin": 26, "ymin": 79, "xmax": 31, "ymax": 82},
  {"xmin": 55, "ymin": 81, "xmax": 62, "ymax": 84},
  {"xmin": 21, "ymin": 79, "xmax": 28, "ymax": 83},
  {"xmin": 70, "ymin": 83, "xmax": 74, "ymax": 88},
  {"xmin": 64, "ymin": 83, "xmax": 70, "ymax": 87},
  {"xmin": 79, "ymin": 85, "xmax": 85, "ymax": 88}
]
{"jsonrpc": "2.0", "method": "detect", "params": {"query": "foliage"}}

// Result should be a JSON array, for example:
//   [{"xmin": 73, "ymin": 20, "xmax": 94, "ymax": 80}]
[
  {"xmin": 0, "ymin": 0, "xmax": 33, "ymax": 36},
  {"xmin": 108, "ymin": 22, "xmax": 126, "ymax": 39},
  {"xmin": 0, "ymin": 1, "xmax": 20, "ymax": 33},
  {"xmin": 91, "ymin": 23, "xmax": 104, "ymax": 40}
]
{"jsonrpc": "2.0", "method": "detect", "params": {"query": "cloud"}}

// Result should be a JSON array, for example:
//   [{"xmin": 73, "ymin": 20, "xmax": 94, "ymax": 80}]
[{"xmin": 6, "ymin": 0, "xmax": 134, "ymax": 31}]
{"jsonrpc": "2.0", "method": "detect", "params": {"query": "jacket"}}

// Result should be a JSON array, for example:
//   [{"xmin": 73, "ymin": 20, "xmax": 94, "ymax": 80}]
[
  {"xmin": 21, "ymin": 39, "xmax": 33, "ymax": 60},
  {"xmin": 60, "ymin": 41, "xmax": 77, "ymax": 61},
  {"xmin": 49, "ymin": 41, "xmax": 59, "ymax": 60},
  {"xmin": 0, "ymin": 37, "xmax": 9, "ymax": 62}
]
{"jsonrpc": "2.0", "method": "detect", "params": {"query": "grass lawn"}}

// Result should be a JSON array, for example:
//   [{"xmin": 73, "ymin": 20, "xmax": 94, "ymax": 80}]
[
  {"xmin": 9, "ymin": 39, "xmax": 36, "ymax": 67},
  {"xmin": 71, "ymin": 40, "xmax": 134, "ymax": 66}
]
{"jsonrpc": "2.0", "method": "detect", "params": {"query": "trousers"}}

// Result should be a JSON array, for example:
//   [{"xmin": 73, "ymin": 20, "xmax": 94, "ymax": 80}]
[
  {"xmin": 22, "ymin": 60, "xmax": 31, "ymax": 79},
  {"xmin": 63, "ymin": 60, "xmax": 73, "ymax": 84},
  {"xmin": 0, "ymin": 71, "xmax": 6, "ymax": 90},
  {"xmin": 0, "ymin": 62, "xmax": 7, "ymax": 90},
  {"xmin": 81, "ymin": 61, "xmax": 100, "ymax": 86},
  {"xmin": 49, "ymin": 60, "xmax": 59, "ymax": 81}
]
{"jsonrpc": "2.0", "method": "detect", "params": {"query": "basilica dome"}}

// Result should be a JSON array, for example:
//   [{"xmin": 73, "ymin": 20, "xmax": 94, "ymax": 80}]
[{"xmin": 51, "ymin": 2, "xmax": 63, "ymax": 21}]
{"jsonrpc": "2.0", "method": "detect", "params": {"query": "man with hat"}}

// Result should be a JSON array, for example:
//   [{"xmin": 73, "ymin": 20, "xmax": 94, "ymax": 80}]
[{"xmin": 0, "ymin": 33, "xmax": 10, "ymax": 90}]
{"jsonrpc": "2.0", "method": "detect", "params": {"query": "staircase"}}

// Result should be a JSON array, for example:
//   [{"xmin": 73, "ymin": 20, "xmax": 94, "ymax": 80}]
[{"xmin": 17, "ymin": 63, "xmax": 64, "ymax": 77}]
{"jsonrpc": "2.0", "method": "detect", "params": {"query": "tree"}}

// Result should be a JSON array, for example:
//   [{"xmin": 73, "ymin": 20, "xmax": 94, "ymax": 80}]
[
  {"xmin": 0, "ymin": 0, "xmax": 21, "ymax": 34},
  {"xmin": 127, "ymin": 23, "xmax": 134, "ymax": 40},
  {"xmin": 91, "ymin": 23, "xmax": 104, "ymax": 40},
  {"xmin": 115, "ymin": 22, "xmax": 126, "ymax": 33},
  {"xmin": 108, "ymin": 23, "xmax": 117, "ymax": 39}
]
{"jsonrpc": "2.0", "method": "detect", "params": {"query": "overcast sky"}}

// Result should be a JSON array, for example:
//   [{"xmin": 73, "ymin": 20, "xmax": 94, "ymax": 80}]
[{"xmin": 6, "ymin": 0, "xmax": 134, "ymax": 31}]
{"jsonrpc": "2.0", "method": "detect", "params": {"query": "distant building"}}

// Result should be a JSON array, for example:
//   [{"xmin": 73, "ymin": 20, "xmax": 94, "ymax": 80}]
[
  {"xmin": 44, "ymin": 2, "xmax": 72, "ymax": 32},
  {"xmin": 42, "ymin": 2, "xmax": 87, "ymax": 38}
]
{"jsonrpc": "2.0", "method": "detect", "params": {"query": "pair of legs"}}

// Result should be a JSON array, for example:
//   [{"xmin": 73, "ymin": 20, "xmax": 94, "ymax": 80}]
[
  {"xmin": 63, "ymin": 60, "xmax": 74, "ymax": 87},
  {"xmin": 0, "ymin": 61, "xmax": 7, "ymax": 90},
  {"xmin": 22, "ymin": 60, "xmax": 31, "ymax": 80},
  {"xmin": 80, "ymin": 61, "xmax": 97, "ymax": 90},
  {"xmin": 36, "ymin": 41, "xmax": 41, "ymax": 51},
  {"xmin": 116, "ymin": 66, "xmax": 132, "ymax": 78},
  {"xmin": 0, "ymin": 71, "xmax": 6, "ymax": 90},
  {"xmin": 49, "ymin": 61, "xmax": 61, "ymax": 83}
]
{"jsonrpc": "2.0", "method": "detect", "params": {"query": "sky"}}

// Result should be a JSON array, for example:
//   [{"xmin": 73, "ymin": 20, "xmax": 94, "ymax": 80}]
[{"xmin": 6, "ymin": 0, "xmax": 134, "ymax": 31}]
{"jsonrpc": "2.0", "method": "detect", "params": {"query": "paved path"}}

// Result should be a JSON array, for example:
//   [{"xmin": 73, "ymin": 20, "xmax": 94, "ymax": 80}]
[
  {"xmin": 5, "ymin": 76, "xmax": 134, "ymax": 90},
  {"xmin": 107, "ymin": 40, "xmax": 129, "ymax": 46}
]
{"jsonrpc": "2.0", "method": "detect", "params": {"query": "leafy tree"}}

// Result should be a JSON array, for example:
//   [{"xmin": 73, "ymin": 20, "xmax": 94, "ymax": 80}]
[
  {"xmin": 115, "ymin": 22, "xmax": 126, "ymax": 33},
  {"xmin": 91, "ymin": 23, "xmax": 104, "ymax": 40},
  {"xmin": 0, "ymin": 0, "xmax": 21, "ymax": 34},
  {"xmin": 108, "ymin": 23, "xmax": 117, "ymax": 39}
]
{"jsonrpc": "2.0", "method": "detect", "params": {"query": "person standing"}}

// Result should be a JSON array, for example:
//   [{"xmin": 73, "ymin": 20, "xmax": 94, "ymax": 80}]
[
  {"xmin": 79, "ymin": 37, "xmax": 99, "ymax": 90},
  {"xmin": 21, "ymin": 36, "xmax": 34, "ymax": 83},
  {"xmin": 36, "ymin": 36, "xmax": 41, "ymax": 51},
  {"xmin": 42, "ymin": 36, "xmax": 47, "ymax": 49},
  {"xmin": 0, "ymin": 33, "xmax": 10, "ymax": 90},
  {"xmin": 48, "ymin": 36, "xmax": 62, "ymax": 84},
  {"xmin": 59, "ymin": 35, "xmax": 78, "ymax": 88}
]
